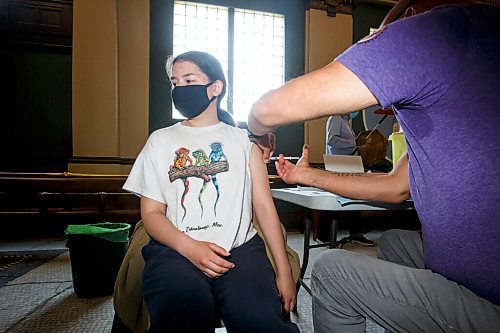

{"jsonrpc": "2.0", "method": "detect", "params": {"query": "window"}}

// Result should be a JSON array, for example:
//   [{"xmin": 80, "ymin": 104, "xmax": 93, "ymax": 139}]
[
  {"xmin": 150, "ymin": 0, "xmax": 303, "ymax": 156},
  {"xmin": 172, "ymin": 1, "xmax": 285, "ymax": 122}
]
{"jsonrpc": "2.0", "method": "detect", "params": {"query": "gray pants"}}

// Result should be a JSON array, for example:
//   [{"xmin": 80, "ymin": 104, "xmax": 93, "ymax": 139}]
[{"xmin": 311, "ymin": 229, "xmax": 500, "ymax": 332}]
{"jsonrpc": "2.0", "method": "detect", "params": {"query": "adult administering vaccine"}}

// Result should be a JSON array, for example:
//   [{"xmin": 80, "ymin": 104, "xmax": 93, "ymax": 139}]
[{"xmin": 248, "ymin": 0, "xmax": 500, "ymax": 331}]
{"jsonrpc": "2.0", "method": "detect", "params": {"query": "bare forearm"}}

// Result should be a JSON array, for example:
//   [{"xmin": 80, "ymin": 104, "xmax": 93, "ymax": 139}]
[
  {"xmin": 141, "ymin": 210, "xmax": 193, "ymax": 254},
  {"xmin": 296, "ymin": 167, "xmax": 409, "ymax": 203},
  {"xmin": 255, "ymin": 207, "xmax": 292, "ymax": 275}
]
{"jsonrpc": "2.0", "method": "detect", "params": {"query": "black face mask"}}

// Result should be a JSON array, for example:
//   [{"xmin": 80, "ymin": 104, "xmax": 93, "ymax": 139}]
[{"xmin": 171, "ymin": 82, "xmax": 216, "ymax": 119}]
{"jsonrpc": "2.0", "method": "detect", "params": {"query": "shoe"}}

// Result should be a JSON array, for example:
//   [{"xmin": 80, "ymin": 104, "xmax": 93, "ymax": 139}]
[{"xmin": 349, "ymin": 233, "xmax": 375, "ymax": 246}]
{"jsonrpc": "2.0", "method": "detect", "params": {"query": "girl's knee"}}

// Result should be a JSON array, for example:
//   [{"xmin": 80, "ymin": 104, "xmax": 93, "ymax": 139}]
[
  {"xmin": 144, "ymin": 275, "xmax": 213, "ymax": 319},
  {"xmin": 146, "ymin": 286, "xmax": 216, "ymax": 332}
]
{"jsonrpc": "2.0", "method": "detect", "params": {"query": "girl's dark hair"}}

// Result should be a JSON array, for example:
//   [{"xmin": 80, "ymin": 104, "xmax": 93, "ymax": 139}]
[{"xmin": 166, "ymin": 51, "xmax": 236, "ymax": 127}]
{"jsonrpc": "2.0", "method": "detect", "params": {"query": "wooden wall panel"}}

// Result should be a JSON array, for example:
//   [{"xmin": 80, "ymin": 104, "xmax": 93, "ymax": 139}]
[{"xmin": 1, "ymin": 0, "xmax": 73, "ymax": 48}]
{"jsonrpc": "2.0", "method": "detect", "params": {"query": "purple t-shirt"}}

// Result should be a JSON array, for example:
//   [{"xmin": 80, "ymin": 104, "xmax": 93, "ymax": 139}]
[{"xmin": 338, "ymin": 4, "xmax": 500, "ymax": 305}]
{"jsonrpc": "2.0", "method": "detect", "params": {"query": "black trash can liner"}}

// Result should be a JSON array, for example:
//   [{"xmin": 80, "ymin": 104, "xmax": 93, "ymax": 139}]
[{"xmin": 65, "ymin": 222, "xmax": 130, "ymax": 298}]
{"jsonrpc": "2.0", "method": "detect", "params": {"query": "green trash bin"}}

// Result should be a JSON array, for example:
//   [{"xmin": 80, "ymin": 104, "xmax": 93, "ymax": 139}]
[{"xmin": 65, "ymin": 222, "xmax": 131, "ymax": 298}]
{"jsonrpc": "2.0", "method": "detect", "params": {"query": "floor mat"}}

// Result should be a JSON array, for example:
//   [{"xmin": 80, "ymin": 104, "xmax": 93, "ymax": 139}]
[{"xmin": 0, "ymin": 249, "xmax": 67, "ymax": 287}]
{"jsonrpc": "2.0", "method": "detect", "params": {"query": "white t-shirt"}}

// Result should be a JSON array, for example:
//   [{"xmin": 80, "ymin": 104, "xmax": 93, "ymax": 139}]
[{"xmin": 123, "ymin": 122, "xmax": 256, "ymax": 251}]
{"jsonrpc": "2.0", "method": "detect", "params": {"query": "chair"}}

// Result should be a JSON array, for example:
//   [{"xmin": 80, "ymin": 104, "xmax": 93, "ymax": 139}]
[{"xmin": 112, "ymin": 216, "xmax": 301, "ymax": 333}]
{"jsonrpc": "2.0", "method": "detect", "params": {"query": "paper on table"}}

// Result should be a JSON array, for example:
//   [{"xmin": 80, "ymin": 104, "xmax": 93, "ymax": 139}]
[
  {"xmin": 295, "ymin": 186, "xmax": 335, "ymax": 194},
  {"xmin": 295, "ymin": 186, "xmax": 325, "ymax": 192},
  {"xmin": 295, "ymin": 186, "xmax": 366, "ymax": 206}
]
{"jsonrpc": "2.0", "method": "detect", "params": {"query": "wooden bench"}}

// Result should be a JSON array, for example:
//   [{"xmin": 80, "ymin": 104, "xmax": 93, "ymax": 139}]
[{"xmin": 0, "ymin": 173, "xmax": 141, "ymax": 236}]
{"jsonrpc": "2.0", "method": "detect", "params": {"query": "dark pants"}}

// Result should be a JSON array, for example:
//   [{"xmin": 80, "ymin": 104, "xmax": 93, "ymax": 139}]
[{"xmin": 142, "ymin": 234, "xmax": 299, "ymax": 333}]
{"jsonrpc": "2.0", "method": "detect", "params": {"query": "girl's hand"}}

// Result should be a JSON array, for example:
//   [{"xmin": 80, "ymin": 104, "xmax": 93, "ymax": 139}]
[
  {"xmin": 276, "ymin": 271, "xmax": 297, "ymax": 314},
  {"xmin": 182, "ymin": 239, "xmax": 235, "ymax": 278}
]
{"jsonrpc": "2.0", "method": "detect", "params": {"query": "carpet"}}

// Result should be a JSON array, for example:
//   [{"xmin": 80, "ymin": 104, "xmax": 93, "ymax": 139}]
[{"xmin": 0, "ymin": 249, "xmax": 67, "ymax": 287}]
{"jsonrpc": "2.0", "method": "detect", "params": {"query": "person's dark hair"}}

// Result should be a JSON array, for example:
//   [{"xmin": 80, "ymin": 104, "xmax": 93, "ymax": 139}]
[{"xmin": 166, "ymin": 51, "xmax": 236, "ymax": 127}]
